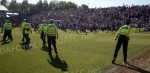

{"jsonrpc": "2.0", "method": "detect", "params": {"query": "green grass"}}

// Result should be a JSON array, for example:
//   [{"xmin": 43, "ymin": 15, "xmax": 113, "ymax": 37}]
[{"xmin": 0, "ymin": 28, "xmax": 150, "ymax": 73}]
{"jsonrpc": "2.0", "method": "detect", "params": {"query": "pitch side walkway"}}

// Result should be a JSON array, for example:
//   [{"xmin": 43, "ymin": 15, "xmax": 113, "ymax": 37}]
[{"xmin": 108, "ymin": 47, "xmax": 150, "ymax": 73}]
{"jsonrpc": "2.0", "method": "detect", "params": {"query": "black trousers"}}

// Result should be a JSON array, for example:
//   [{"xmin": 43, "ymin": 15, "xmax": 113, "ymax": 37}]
[
  {"xmin": 47, "ymin": 36, "xmax": 58, "ymax": 54},
  {"xmin": 3, "ymin": 30, "xmax": 13, "ymax": 41},
  {"xmin": 22, "ymin": 33, "xmax": 25, "ymax": 42},
  {"xmin": 40, "ymin": 32, "xmax": 46, "ymax": 45},
  {"xmin": 24, "ymin": 34, "xmax": 30, "ymax": 44},
  {"xmin": 113, "ymin": 35, "xmax": 129, "ymax": 62}
]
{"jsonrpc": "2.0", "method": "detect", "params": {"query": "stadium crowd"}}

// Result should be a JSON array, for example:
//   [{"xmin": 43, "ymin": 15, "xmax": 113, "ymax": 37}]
[{"xmin": 29, "ymin": 5, "xmax": 150, "ymax": 32}]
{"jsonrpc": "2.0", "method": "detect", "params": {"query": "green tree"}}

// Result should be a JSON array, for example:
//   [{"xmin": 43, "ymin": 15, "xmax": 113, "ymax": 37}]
[
  {"xmin": 48, "ymin": 1, "xmax": 77, "ymax": 10},
  {"xmin": 66, "ymin": 2, "xmax": 77, "ymax": 10},
  {"xmin": 48, "ymin": 2, "xmax": 53, "ymax": 10},
  {"xmin": 43, "ymin": 0, "xmax": 48, "ymax": 11},
  {"xmin": 21, "ymin": 0, "xmax": 29, "ymax": 15},
  {"xmin": 29, "ymin": 4, "xmax": 38, "ymax": 15},
  {"xmin": 36, "ymin": 0, "xmax": 43, "ymax": 12},
  {"xmin": 58, "ymin": 1, "xmax": 67, "ymax": 10},
  {"xmin": 0, "ymin": 0, "xmax": 7, "ymax": 6},
  {"xmin": 48, "ymin": 1, "xmax": 59, "ymax": 10},
  {"xmin": 80, "ymin": 4, "xmax": 89, "ymax": 9},
  {"xmin": 9, "ymin": 0, "xmax": 18, "ymax": 12}
]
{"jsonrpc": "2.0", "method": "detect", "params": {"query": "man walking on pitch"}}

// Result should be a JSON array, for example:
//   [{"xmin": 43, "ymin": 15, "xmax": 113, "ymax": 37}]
[
  {"xmin": 112, "ymin": 20, "xmax": 131, "ymax": 64},
  {"xmin": 20, "ymin": 19, "xmax": 27, "ymax": 43},
  {"xmin": 2, "ymin": 20, "xmax": 13, "ymax": 42},
  {"xmin": 46, "ymin": 19, "xmax": 58, "ymax": 55},
  {"xmin": 39, "ymin": 20, "xmax": 47, "ymax": 46},
  {"xmin": 22, "ymin": 19, "xmax": 32, "ymax": 44}
]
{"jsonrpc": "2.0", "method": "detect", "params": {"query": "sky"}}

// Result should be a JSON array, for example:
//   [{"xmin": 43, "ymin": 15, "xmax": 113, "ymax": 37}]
[{"xmin": 7, "ymin": 0, "xmax": 150, "ymax": 8}]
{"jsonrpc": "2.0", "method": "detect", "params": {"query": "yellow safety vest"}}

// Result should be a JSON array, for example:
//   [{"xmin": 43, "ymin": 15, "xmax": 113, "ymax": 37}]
[
  {"xmin": 46, "ymin": 24, "xmax": 57, "ymax": 36},
  {"xmin": 39, "ymin": 24, "xmax": 47, "ymax": 33},
  {"xmin": 116, "ymin": 24, "xmax": 131, "ymax": 37},
  {"xmin": 23, "ymin": 23, "xmax": 31, "ymax": 34},
  {"xmin": 3, "ymin": 22, "xmax": 12, "ymax": 30}
]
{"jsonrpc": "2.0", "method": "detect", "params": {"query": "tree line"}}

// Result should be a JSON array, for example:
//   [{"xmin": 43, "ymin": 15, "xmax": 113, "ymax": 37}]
[{"xmin": 0, "ymin": 0, "xmax": 89, "ymax": 15}]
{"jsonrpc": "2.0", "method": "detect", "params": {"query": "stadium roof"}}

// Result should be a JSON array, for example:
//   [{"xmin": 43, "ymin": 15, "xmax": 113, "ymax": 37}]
[{"xmin": 0, "ymin": 5, "xmax": 8, "ymax": 11}]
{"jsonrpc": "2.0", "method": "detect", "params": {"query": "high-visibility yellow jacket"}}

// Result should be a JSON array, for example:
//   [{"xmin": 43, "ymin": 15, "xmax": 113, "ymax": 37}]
[
  {"xmin": 46, "ymin": 24, "xmax": 58, "ymax": 36},
  {"xmin": 39, "ymin": 24, "xmax": 47, "ymax": 34},
  {"xmin": 116, "ymin": 24, "xmax": 131, "ymax": 38},
  {"xmin": 23, "ymin": 23, "xmax": 32, "ymax": 34},
  {"xmin": 3, "ymin": 22, "xmax": 12, "ymax": 30}
]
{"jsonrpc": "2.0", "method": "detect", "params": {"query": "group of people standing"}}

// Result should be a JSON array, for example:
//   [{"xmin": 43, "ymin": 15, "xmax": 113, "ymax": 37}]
[
  {"xmin": 1, "ymin": 19, "xmax": 58, "ymax": 55},
  {"xmin": 38, "ymin": 19, "xmax": 58, "ymax": 55}
]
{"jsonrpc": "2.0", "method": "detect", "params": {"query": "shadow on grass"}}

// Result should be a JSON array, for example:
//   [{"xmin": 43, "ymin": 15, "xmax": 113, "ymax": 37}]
[
  {"xmin": 113, "ymin": 62, "xmax": 150, "ymax": 73},
  {"xmin": 41, "ymin": 46, "xmax": 49, "ymax": 52},
  {"xmin": 0, "ymin": 38, "xmax": 12, "ymax": 45},
  {"xmin": 47, "ymin": 54, "xmax": 68, "ymax": 72},
  {"xmin": 19, "ymin": 43, "xmax": 32, "ymax": 50},
  {"xmin": 1, "ymin": 41, "xmax": 10, "ymax": 45}
]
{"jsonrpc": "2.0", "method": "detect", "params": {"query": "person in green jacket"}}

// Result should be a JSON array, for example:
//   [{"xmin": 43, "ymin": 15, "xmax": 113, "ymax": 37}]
[
  {"xmin": 46, "ymin": 19, "xmax": 58, "ymax": 55},
  {"xmin": 39, "ymin": 20, "xmax": 47, "ymax": 46},
  {"xmin": 112, "ymin": 20, "xmax": 131, "ymax": 64},
  {"xmin": 2, "ymin": 20, "xmax": 13, "ymax": 42},
  {"xmin": 22, "ymin": 19, "xmax": 32, "ymax": 44},
  {"xmin": 20, "ymin": 19, "xmax": 27, "ymax": 43}
]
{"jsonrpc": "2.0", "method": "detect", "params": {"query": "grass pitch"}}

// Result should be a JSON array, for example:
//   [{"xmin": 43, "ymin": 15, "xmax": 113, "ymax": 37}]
[{"xmin": 0, "ymin": 28, "xmax": 150, "ymax": 73}]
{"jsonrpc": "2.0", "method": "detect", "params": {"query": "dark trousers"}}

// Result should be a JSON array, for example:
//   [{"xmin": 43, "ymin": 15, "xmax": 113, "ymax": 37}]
[
  {"xmin": 3, "ymin": 30, "xmax": 13, "ymax": 41},
  {"xmin": 22, "ymin": 33, "xmax": 25, "ymax": 42},
  {"xmin": 40, "ymin": 32, "xmax": 46, "ymax": 45},
  {"xmin": 24, "ymin": 34, "xmax": 30, "ymax": 44},
  {"xmin": 113, "ymin": 35, "xmax": 129, "ymax": 62},
  {"xmin": 47, "ymin": 36, "xmax": 58, "ymax": 54}
]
